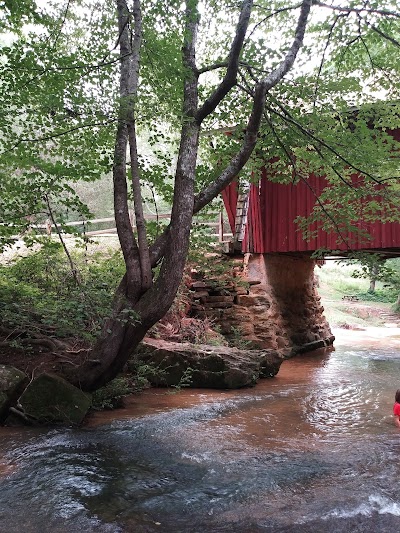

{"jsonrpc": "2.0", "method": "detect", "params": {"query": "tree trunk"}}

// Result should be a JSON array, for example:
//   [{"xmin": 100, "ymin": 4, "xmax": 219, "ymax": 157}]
[
  {"xmin": 369, "ymin": 263, "xmax": 379, "ymax": 293},
  {"xmin": 70, "ymin": 0, "xmax": 312, "ymax": 392},
  {"xmin": 71, "ymin": 0, "xmax": 200, "ymax": 392}
]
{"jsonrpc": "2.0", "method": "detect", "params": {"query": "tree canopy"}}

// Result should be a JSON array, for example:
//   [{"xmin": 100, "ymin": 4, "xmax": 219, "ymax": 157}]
[{"xmin": 1, "ymin": 0, "xmax": 400, "ymax": 389}]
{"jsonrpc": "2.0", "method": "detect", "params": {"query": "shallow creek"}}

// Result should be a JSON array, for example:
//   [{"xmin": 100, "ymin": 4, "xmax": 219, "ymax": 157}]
[{"xmin": 1, "ymin": 328, "xmax": 400, "ymax": 532}]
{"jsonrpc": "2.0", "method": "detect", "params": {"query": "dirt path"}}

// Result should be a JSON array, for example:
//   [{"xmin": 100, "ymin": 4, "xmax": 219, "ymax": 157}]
[{"xmin": 322, "ymin": 296, "xmax": 400, "ymax": 329}]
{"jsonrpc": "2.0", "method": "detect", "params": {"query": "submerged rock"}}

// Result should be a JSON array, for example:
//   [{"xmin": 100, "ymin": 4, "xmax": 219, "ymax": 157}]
[
  {"xmin": 0, "ymin": 365, "xmax": 28, "ymax": 422},
  {"xmin": 15, "ymin": 373, "xmax": 91, "ymax": 425},
  {"xmin": 135, "ymin": 338, "xmax": 284, "ymax": 389}
]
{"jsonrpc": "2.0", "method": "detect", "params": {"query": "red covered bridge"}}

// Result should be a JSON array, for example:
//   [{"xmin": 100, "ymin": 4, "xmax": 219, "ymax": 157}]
[
  {"xmin": 222, "ymin": 128, "xmax": 400, "ymax": 257},
  {"xmin": 215, "ymin": 126, "xmax": 400, "ymax": 355}
]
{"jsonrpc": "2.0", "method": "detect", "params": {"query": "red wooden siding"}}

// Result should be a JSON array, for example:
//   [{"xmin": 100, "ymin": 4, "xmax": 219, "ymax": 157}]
[
  {"xmin": 221, "ymin": 180, "xmax": 238, "ymax": 233},
  {"xmin": 222, "ymin": 170, "xmax": 400, "ymax": 254},
  {"xmin": 256, "ymin": 172, "xmax": 400, "ymax": 253},
  {"xmin": 222, "ymin": 125, "xmax": 400, "ymax": 254}
]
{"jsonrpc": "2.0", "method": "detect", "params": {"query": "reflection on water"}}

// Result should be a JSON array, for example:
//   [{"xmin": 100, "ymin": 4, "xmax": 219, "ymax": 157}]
[{"xmin": 1, "ymin": 328, "xmax": 400, "ymax": 532}]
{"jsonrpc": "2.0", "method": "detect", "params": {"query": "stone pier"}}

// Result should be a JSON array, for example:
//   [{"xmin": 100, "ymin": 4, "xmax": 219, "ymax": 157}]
[{"xmin": 190, "ymin": 253, "xmax": 334, "ymax": 355}]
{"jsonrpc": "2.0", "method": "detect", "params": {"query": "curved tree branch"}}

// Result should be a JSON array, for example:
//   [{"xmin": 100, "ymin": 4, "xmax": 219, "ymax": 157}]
[
  {"xmin": 196, "ymin": 0, "xmax": 253, "ymax": 124},
  {"xmin": 268, "ymin": 101, "xmax": 383, "ymax": 185},
  {"xmin": 44, "ymin": 194, "xmax": 81, "ymax": 285},
  {"xmin": 246, "ymin": 2, "xmax": 303, "ymax": 44},
  {"xmin": 368, "ymin": 23, "xmax": 400, "ymax": 49},
  {"xmin": 264, "ymin": 110, "xmax": 353, "ymax": 249},
  {"xmin": 314, "ymin": 2, "xmax": 400, "ymax": 19},
  {"xmin": 148, "ymin": 0, "xmax": 313, "ymax": 267},
  {"xmin": 313, "ymin": 14, "xmax": 344, "ymax": 107},
  {"xmin": 194, "ymin": 0, "xmax": 313, "ymax": 212}
]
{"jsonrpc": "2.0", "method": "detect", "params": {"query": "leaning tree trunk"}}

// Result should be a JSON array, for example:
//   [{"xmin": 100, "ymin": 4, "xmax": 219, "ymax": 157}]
[
  {"xmin": 75, "ymin": 113, "xmax": 200, "ymax": 391},
  {"xmin": 70, "ymin": 0, "xmax": 312, "ymax": 392},
  {"xmin": 72, "ymin": 0, "xmax": 200, "ymax": 391}
]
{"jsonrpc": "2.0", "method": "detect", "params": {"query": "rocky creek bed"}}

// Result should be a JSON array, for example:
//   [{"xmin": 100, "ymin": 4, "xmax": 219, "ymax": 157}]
[{"xmin": 0, "ymin": 338, "xmax": 289, "ymax": 426}]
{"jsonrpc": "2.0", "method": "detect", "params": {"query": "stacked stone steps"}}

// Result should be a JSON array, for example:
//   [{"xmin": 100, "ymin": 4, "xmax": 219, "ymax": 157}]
[
  {"xmin": 190, "ymin": 279, "xmax": 261, "ymax": 312},
  {"xmin": 189, "ymin": 273, "xmax": 280, "ymax": 348}
]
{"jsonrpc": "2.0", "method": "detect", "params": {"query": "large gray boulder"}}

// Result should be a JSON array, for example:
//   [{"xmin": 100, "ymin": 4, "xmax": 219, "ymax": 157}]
[
  {"xmin": 15, "ymin": 373, "xmax": 91, "ymax": 425},
  {"xmin": 0, "ymin": 365, "xmax": 28, "ymax": 422},
  {"xmin": 135, "ymin": 338, "xmax": 284, "ymax": 389}
]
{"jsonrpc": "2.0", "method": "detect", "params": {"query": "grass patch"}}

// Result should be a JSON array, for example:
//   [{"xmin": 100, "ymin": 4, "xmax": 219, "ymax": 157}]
[
  {"xmin": 318, "ymin": 260, "xmax": 400, "ymax": 328},
  {"xmin": 318, "ymin": 262, "xmax": 371, "ymax": 300}
]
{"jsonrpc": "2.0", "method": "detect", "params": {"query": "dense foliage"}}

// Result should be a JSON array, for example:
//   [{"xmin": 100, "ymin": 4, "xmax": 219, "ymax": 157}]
[
  {"xmin": 0, "ymin": 245, "xmax": 124, "ymax": 341},
  {"xmin": 346, "ymin": 252, "xmax": 400, "ymax": 304},
  {"xmin": 0, "ymin": 1, "xmax": 399, "ymax": 248}
]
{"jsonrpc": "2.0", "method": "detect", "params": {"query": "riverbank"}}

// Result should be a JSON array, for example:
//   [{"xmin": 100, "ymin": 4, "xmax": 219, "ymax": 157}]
[
  {"xmin": 1, "ymin": 248, "xmax": 399, "ymax": 426},
  {"xmin": 2, "ymin": 327, "xmax": 399, "ymax": 532},
  {"xmin": 332, "ymin": 325, "xmax": 400, "ymax": 347},
  {"xmin": 318, "ymin": 260, "xmax": 400, "ymax": 329}
]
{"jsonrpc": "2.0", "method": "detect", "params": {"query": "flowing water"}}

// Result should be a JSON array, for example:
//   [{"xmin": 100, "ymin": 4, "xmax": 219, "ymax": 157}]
[{"xmin": 1, "ymin": 328, "xmax": 400, "ymax": 532}]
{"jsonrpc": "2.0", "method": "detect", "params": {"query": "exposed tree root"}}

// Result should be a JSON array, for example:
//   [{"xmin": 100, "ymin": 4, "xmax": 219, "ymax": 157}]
[
  {"xmin": 0, "ymin": 324, "xmax": 81, "ymax": 353},
  {"xmin": 0, "ymin": 321, "xmax": 92, "ymax": 382}
]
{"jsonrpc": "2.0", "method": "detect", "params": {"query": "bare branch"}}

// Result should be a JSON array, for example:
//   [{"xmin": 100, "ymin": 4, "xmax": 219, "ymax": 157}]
[
  {"xmin": 199, "ymin": 59, "xmax": 271, "ymax": 77},
  {"xmin": 314, "ymin": 2, "xmax": 400, "ymax": 19},
  {"xmin": 263, "ymin": 109, "xmax": 297, "ymax": 172},
  {"xmin": 1, "ymin": 118, "xmax": 117, "ymax": 157},
  {"xmin": 246, "ymin": 2, "xmax": 303, "ymax": 43},
  {"xmin": 313, "ymin": 14, "xmax": 344, "ymax": 108},
  {"xmin": 300, "ymin": 178, "xmax": 352, "ymax": 250},
  {"xmin": 52, "ymin": 0, "xmax": 72, "ymax": 48},
  {"xmin": 368, "ymin": 23, "xmax": 400, "ymax": 49},
  {"xmin": 44, "ymin": 194, "xmax": 82, "ymax": 285},
  {"xmin": 13, "ymin": 53, "xmax": 130, "ymax": 73},
  {"xmin": 268, "ymin": 101, "xmax": 382, "ymax": 185},
  {"xmin": 197, "ymin": 61, "xmax": 228, "ymax": 75}
]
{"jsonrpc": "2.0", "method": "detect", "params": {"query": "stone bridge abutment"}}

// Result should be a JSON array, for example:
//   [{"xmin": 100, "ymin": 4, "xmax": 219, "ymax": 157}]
[{"xmin": 191, "ymin": 253, "xmax": 334, "ymax": 356}]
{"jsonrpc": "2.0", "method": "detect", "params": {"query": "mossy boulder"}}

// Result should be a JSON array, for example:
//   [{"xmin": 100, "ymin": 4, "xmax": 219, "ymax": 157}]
[
  {"xmin": 0, "ymin": 365, "xmax": 28, "ymax": 422},
  {"xmin": 17, "ymin": 373, "xmax": 91, "ymax": 425},
  {"xmin": 135, "ymin": 338, "xmax": 285, "ymax": 389}
]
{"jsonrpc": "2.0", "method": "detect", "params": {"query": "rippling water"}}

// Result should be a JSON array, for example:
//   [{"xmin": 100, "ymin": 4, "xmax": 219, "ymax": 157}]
[{"xmin": 1, "ymin": 328, "xmax": 400, "ymax": 532}]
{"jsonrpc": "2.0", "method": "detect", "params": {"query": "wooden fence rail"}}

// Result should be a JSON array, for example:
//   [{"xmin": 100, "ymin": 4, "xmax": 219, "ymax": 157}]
[{"xmin": 31, "ymin": 212, "xmax": 232, "ymax": 242}]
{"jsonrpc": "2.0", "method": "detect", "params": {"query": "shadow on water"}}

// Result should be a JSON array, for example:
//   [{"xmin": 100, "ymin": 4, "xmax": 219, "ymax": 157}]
[{"xmin": 1, "ymin": 328, "xmax": 400, "ymax": 532}]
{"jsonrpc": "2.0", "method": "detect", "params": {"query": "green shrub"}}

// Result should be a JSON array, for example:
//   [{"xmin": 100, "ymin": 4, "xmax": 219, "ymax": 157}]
[
  {"xmin": 91, "ymin": 376, "xmax": 134, "ymax": 410},
  {"xmin": 0, "ymin": 245, "xmax": 125, "ymax": 341},
  {"xmin": 355, "ymin": 289, "xmax": 397, "ymax": 303}
]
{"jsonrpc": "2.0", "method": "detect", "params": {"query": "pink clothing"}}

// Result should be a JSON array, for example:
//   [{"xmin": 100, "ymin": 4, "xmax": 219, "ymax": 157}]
[{"xmin": 393, "ymin": 402, "xmax": 400, "ymax": 416}]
